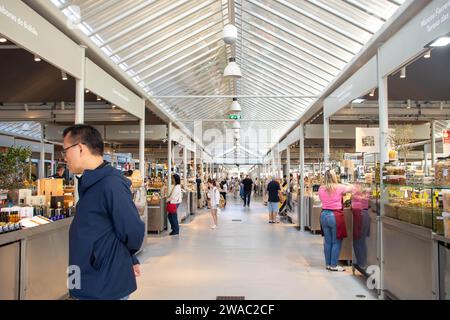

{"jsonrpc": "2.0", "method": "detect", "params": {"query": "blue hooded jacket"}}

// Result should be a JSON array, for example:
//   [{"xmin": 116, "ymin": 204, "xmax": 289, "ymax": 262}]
[{"xmin": 69, "ymin": 163, "xmax": 145, "ymax": 300}]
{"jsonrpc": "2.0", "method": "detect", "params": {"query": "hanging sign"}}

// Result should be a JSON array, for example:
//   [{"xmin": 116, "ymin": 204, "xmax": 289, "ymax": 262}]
[{"xmin": 355, "ymin": 128, "xmax": 380, "ymax": 153}]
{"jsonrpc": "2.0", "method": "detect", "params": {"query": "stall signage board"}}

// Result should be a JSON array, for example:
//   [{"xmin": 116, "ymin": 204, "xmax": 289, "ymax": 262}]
[
  {"xmin": 380, "ymin": 0, "xmax": 450, "ymax": 77},
  {"xmin": 0, "ymin": 0, "xmax": 83, "ymax": 79},
  {"xmin": 105, "ymin": 125, "xmax": 166, "ymax": 141},
  {"xmin": 85, "ymin": 59, "xmax": 145, "ymax": 120},
  {"xmin": 443, "ymin": 129, "xmax": 450, "ymax": 155},
  {"xmin": 45, "ymin": 125, "xmax": 105, "ymax": 141},
  {"xmin": 324, "ymin": 56, "xmax": 377, "ymax": 118},
  {"xmin": 355, "ymin": 128, "xmax": 380, "ymax": 153}
]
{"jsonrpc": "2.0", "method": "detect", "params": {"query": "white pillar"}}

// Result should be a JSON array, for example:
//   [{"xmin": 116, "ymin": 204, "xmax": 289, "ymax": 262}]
[
  {"xmin": 431, "ymin": 120, "xmax": 436, "ymax": 167},
  {"xmin": 193, "ymin": 145, "xmax": 197, "ymax": 178},
  {"xmin": 39, "ymin": 124, "xmax": 45, "ymax": 179},
  {"xmin": 278, "ymin": 147, "xmax": 282, "ymax": 179},
  {"xmin": 75, "ymin": 46, "xmax": 86, "ymax": 124},
  {"xmin": 168, "ymin": 122, "xmax": 172, "ymax": 192},
  {"xmin": 287, "ymin": 147, "xmax": 291, "ymax": 190},
  {"xmin": 323, "ymin": 116, "xmax": 330, "ymax": 166},
  {"xmin": 424, "ymin": 144, "xmax": 429, "ymax": 175},
  {"xmin": 183, "ymin": 146, "xmax": 187, "ymax": 189},
  {"xmin": 299, "ymin": 124, "xmax": 305, "ymax": 232},
  {"xmin": 377, "ymin": 50, "xmax": 389, "ymax": 299},
  {"xmin": 139, "ymin": 118, "xmax": 145, "ymax": 178}
]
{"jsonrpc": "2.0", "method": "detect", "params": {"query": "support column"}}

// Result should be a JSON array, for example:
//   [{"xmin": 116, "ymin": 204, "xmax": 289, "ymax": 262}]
[
  {"xmin": 424, "ymin": 144, "xmax": 429, "ymax": 175},
  {"xmin": 75, "ymin": 46, "xmax": 86, "ymax": 124},
  {"xmin": 193, "ymin": 145, "xmax": 197, "ymax": 178},
  {"xmin": 299, "ymin": 124, "xmax": 305, "ymax": 232},
  {"xmin": 278, "ymin": 147, "xmax": 282, "ymax": 179},
  {"xmin": 183, "ymin": 146, "xmax": 187, "ymax": 189},
  {"xmin": 378, "ymin": 50, "xmax": 389, "ymax": 299},
  {"xmin": 168, "ymin": 122, "xmax": 172, "ymax": 192},
  {"xmin": 431, "ymin": 120, "xmax": 436, "ymax": 167},
  {"xmin": 39, "ymin": 124, "xmax": 45, "ymax": 179},
  {"xmin": 323, "ymin": 116, "xmax": 330, "ymax": 166},
  {"xmin": 139, "ymin": 118, "xmax": 145, "ymax": 179},
  {"xmin": 287, "ymin": 147, "xmax": 291, "ymax": 191},
  {"xmin": 50, "ymin": 148, "xmax": 55, "ymax": 177}
]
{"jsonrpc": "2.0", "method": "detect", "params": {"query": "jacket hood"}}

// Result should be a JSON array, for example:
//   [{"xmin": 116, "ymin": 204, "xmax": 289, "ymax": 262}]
[{"xmin": 78, "ymin": 163, "xmax": 130, "ymax": 196}]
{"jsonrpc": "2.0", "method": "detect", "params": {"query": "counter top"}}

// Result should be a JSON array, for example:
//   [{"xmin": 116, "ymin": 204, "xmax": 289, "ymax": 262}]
[
  {"xmin": 0, "ymin": 217, "xmax": 73, "ymax": 246},
  {"xmin": 433, "ymin": 233, "xmax": 450, "ymax": 245}
]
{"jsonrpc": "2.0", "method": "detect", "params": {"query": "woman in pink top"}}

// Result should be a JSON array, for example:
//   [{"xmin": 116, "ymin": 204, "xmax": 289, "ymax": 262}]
[{"xmin": 318, "ymin": 170, "xmax": 353, "ymax": 272}]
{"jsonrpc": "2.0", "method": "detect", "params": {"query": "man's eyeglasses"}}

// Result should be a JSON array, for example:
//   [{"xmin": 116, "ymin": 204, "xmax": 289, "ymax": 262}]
[{"xmin": 61, "ymin": 143, "xmax": 79, "ymax": 157}]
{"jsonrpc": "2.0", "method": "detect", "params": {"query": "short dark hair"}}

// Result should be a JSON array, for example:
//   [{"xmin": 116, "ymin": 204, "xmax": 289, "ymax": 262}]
[
  {"xmin": 173, "ymin": 174, "xmax": 181, "ymax": 185},
  {"xmin": 63, "ymin": 124, "xmax": 104, "ymax": 156},
  {"xmin": 57, "ymin": 165, "xmax": 65, "ymax": 171}
]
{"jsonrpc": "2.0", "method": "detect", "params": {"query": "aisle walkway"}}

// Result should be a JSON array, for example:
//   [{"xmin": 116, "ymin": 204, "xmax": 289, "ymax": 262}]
[{"xmin": 132, "ymin": 197, "xmax": 376, "ymax": 300}]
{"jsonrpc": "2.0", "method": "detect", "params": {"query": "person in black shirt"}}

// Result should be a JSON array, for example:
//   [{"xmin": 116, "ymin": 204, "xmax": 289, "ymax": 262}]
[
  {"xmin": 266, "ymin": 177, "xmax": 281, "ymax": 223},
  {"xmin": 195, "ymin": 175, "xmax": 203, "ymax": 208},
  {"xmin": 241, "ymin": 175, "xmax": 253, "ymax": 207}
]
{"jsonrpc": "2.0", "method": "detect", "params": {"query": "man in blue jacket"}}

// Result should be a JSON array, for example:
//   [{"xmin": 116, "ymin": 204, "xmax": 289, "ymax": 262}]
[{"xmin": 62, "ymin": 124, "xmax": 145, "ymax": 300}]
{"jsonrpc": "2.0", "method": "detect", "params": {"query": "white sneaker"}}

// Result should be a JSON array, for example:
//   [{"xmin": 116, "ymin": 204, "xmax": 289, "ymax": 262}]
[
  {"xmin": 329, "ymin": 266, "xmax": 345, "ymax": 272},
  {"xmin": 210, "ymin": 225, "xmax": 217, "ymax": 229}
]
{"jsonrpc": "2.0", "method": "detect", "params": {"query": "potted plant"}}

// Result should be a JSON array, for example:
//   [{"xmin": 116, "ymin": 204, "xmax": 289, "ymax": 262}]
[{"xmin": 0, "ymin": 146, "xmax": 33, "ymax": 203}]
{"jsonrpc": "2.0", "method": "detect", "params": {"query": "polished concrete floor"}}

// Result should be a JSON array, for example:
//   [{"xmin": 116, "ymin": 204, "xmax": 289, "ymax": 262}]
[{"xmin": 132, "ymin": 196, "xmax": 377, "ymax": 300}]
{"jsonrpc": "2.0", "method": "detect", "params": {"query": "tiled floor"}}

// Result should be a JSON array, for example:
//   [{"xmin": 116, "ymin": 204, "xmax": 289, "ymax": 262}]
[{"xmin": 132, "ymin": 196, "xmax": 377, "ymax": 300}]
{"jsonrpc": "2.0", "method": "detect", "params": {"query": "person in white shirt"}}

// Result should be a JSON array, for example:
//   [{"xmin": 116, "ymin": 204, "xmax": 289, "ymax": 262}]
[
  {"xmin": 167, "ymin": 174, "xmax": 182, "ymax": 235},
  {"xmin": 208, "ymin": 179, "xmax": 221, "ymax": 229}
]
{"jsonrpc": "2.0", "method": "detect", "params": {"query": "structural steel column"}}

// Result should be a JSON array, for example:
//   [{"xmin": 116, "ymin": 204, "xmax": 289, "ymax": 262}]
[
  {"xmin": 139, "ymin": 118, "xmax": 145, "ymax": 179},
  {"xmin": 299, "ymin": 124, "xmax": 305, "ymax": 232},
  {"xmin": 75, "ymin": 46, "xmax": 86, "ymax": 124},
  {"xmin": 323, "ymin": 116, "xmax": 330, "ymax": 166}
]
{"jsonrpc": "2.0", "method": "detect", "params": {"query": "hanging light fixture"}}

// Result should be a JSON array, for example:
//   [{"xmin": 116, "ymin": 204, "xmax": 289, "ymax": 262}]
[
  {"xmin": 224, "ymin": 57, "xmax": 242, "ymax": 78},
  {"xmin": 112, "ymin": 105, "xmax": 116, "ymax": 109},
  {"xmin": 61, "ymin": 71, "xmax": 68, "ymax": 80},
  {"xmin": 232, "ymin": 120, "xmax": 241, "ymax": 130},
  {"xmin": 424, "ymin": 49, "xmax": 431, "ymax": 59},
  {"xmin": 406, "ymin": 99, "xmax": 411, "ymax": 109},
  {"xmin": 229, "ymin": 97, "xmax": 241, "ymax": 113},
  {"xmin": 0, "ymin": 37, "xmax": 7, "ymax": 43},
  {"xmin": 369, "ymin": 88, "xmax": 376, "ymax": 97},
  {"xmin": 96, "ymin": 95, "xmax": 101, "ymax": 101},
  {"xmin": 429, "ymin": 36, "xmax": 450, "ymax": 47},
  {"xmin": 400, "ymin": 67, "xmax": 406, "ymax": 79},
  {"xmin": 440, "ymin": 101, "xmax": 444, "ymax": 110},
  {"xmin": 223, "ymin": 24, "xmax": 238, "ymax": 44},
  {"xmin": 34, "ymin": 55, "xmax": 41, "ymax": 62},
  {"xmin": 85, "ymin": 89, "xmax": 90, "ymax": 93}
]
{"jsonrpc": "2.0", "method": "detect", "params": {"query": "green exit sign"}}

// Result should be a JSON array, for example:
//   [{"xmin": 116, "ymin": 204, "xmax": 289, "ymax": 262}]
[{"xmin": 228, "ymin": 114, "xmax": 242, "ymax": 119}]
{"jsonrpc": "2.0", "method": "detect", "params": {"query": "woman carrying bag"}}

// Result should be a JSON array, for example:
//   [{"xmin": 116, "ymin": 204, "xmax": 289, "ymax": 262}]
[
  {"xmin": 208, "ymin": 180, "xmax": 221, "ymax": 229},
  {"xmin": 318, "ymin": 170, "xmax": 353, "ymax": 271},
  {"xmin": 167, "ymin": 174, "xmax": 182, "ymax": 236}
]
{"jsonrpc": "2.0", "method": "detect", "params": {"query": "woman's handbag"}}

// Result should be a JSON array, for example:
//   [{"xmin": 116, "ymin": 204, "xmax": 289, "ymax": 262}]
[{"xmin": 166, "ymin": 202, "xmax": 177, "ymax": 214}]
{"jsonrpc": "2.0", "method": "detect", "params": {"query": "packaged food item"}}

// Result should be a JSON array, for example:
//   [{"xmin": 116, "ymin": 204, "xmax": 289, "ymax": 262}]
[
  {"xmin": 443, "ymin": 212, "xmax": 450, "ymax": 238},
  {"xmin": 389, "ymin": 150, "xmax": 398, "ymax": 161},
  {"xmin": 435, "ymin": 157, "xmax": 450, "ymax": 186}
]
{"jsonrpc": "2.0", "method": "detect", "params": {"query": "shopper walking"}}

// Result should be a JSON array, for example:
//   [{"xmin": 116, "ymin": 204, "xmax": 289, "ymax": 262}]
[
  {"xmin": 196, "ymin": 174, "xmax": 202, "ymax": 208},
  {"xmin": 266, "ymin": 176, "xmax": 281, "ymax": 223},
  {"xmin": 219, "ymin": 179, "xmax": 228, "ymax": 208},
  {"xmin": 208, "ymin": 180, "xmax": 220, "ymax": 229},
  {"xmin": 62, "ymin": 124, "xmax": 145, "ymax": 300},
  {"xmin": 167, "ymin": 174, "xmax": 182, "ymax": 235},
  {"xmin": 241, "ymin": 175, "xmax": 253, "ymax": 207},
  {"xmin": 318, "ymin": 170, "xmax": 353, "ymax": 272}
]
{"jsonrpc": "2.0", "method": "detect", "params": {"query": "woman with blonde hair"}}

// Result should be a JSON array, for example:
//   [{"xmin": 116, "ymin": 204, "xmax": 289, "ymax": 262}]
[{"xmin": 318, "ymin": 169, "xmax": 353, "ymax": 271}]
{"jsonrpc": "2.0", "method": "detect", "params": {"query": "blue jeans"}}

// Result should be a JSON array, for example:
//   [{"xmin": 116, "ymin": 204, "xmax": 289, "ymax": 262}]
[
  {"xmin": 243, "ymin": 191, "xmax": 251, "ymax": 206},
  {"xmin": 168, "ymin": 204, "xmax": 180, "ymax": 234},
  {"xmin": 320, "ymin": 210, "xmax": 342, "ymax": 267}
]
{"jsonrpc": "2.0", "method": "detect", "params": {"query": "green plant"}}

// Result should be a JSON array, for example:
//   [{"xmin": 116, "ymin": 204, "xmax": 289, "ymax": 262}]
[
  {"xmin": 0, "ymin": 146, "xmax": 32, "ymax": 190},
  {"xmin": 388, "ymin": 125, "xmax": 414, "ymax": 164}
]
